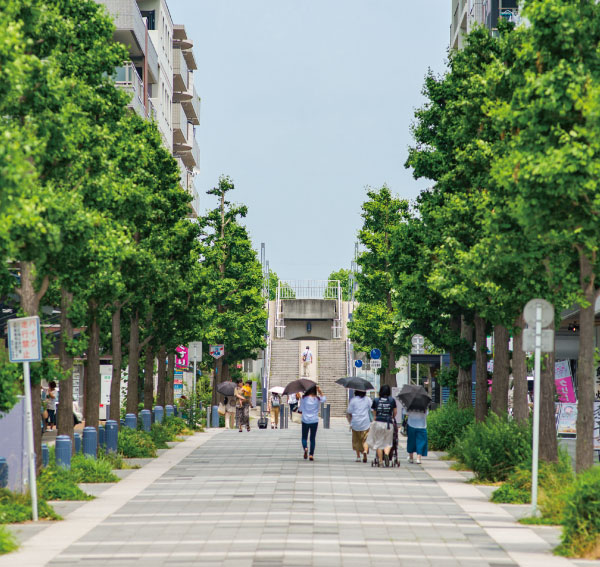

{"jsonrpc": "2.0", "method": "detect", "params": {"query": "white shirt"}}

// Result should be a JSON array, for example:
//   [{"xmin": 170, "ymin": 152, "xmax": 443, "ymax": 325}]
[
  {"xmin": 302, "ymin": 349, "xmax": 312, "ymax": 362},
  {"xmin": 288, "ymin": 393, "xmax": 297, "ymax": 405},
  {"xmin": 347, "ymin": 396, "xmax": 372, "ymax": 431}
]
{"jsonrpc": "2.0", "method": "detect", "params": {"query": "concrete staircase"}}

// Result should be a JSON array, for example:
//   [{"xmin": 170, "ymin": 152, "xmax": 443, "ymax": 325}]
[
  {"xmin": 317, "ymin": 340, "xmax": 348, "ymax": 416},
  {"xmin": 269, "ymin": 340, "xmax": 300, "ymax": 391}
]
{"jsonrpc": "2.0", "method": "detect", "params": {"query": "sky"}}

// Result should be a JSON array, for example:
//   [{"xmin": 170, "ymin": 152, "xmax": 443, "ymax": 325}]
[{"xmin": 167, "ymin": 0, "xmax": 450, "ymax": 280}]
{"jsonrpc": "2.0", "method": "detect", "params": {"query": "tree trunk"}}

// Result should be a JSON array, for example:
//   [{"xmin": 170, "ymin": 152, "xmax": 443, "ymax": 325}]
[
  {"xmin": 457, "ymin": 316, "xmax": 473, "ymax": 409},
  {"xmin": 540, "ymin": 349, "xmax": 558, "ymax": 463},
  {"xmin": 382, "ymin": 347, "xmax": 396, "ymax": 388},
  {"xmin": 474, "ymin": 315, "xmax": 488, "ymax": 422},
  {"xmin": 447, "ymin": 315, "xmax": 461, "ymax": 402},
  {"xmin": 212, "ymin": 357, "xmax": 223, "ymax": 406},
  {"xmin": 109, "ymin": 304, "xmax": 122, "ymax": 424},
  {"xmin": 491, "ymin": 324, "xmax": 510, "ymax": 416},
  {"xmin": 126, "ymin": 309, "xmax": 140, "ymax": 415},
  {"xmin": 143, "ymin": 345, "xmax": 155, "ymax": 410},
  {"xmin": 84, "ymin": 299, "xmax": 100, "ymax": 429},
  {"xmin": 576, "ymin": 251, "xmax": 597, "ymax": 472},
  {"xmin": 512, "ymin": 314, "xmax": 528, "ymax": 424},
  {"xmin": 156, "ymin": 346, "xmax": 166, "ymax": 407},
  {"xmin": 165, "ymin": 350, "xmax": 175, "ymax": 406},
  {"xmin": 16, "ymin": 261, "xmax": 49, "ymax": 474},
  {"xmin": 57, "ymin": 288, "xmax": 74, "ymax": 446}
]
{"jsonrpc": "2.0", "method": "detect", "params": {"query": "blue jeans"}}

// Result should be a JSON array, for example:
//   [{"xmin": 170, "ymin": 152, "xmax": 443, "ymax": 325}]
[{"xmin": 301, "ymin": 421, "xmax": 318, "ymax": 456}]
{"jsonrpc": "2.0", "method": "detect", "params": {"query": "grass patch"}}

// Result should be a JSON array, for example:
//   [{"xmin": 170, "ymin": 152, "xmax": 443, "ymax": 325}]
[
  {"xmin": 519, "ymin": 516, "xmax": 560, "ymax": 526},
  {"xmin": 0, "ymin": 525, "xmax": 17, "ymax": 554},
  {"xmin": 102, "ymin": 452, "xmax": 138, "ymax": 470},
  {"xmin": 0, "ymin": 488, "xmax": 60, "ymax": 523},
  {"xmin": 450, "ymin": 461, "xmax": 471, "ymax": 471},
  {"xmin": 38, "ymin": 466, "xmax": 93, "ymax": 501},
  {"xmin": 70, "ymin": 454, "xmax": 119, "ymax": 483}
]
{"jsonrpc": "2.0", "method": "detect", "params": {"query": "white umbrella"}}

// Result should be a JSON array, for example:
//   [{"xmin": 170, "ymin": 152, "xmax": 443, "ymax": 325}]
[{"xmin": 269, "ymin": 386, "xmax": 285, "ymax": 395}]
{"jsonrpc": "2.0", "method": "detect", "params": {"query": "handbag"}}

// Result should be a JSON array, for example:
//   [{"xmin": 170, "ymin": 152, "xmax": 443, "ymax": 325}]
[
  {"xmin": 217, "ymin": 402, "xmax": 226, "ymax": 416},
  {"xmin": 291, "ymin": 411, "xmax": 302, "ymax": 424}
]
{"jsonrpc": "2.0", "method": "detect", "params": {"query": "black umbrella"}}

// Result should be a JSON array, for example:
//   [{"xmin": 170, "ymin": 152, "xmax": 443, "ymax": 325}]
[
  {"xmin": 216, "ymin": 381, "xmax": 237, "ymax": 397},
  {"xmin": 282, "ymin": 379, "xmax": 316, "ymax": 396},
  {"xmin": 335, "ymin": 377, "xmax": 374, "ymax": 391},
  {"xmin": 397, "ymin": 384, "xmax": 431, "ymax": 413}
]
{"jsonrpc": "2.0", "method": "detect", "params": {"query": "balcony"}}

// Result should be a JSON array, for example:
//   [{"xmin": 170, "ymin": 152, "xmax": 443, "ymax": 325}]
[
  {"xmin": 175, "ymin": 132, "xmax": 199, "ymax": 170},
  {"xmin": 181, "ymin": 75, "xmax": 200, "ymax": 126},
  {"xmin": 173, "ymin": 47, "xmax": 189, "ymax": 92},
  {"xmin": 114, "ymin": 62, "xmax": 146, "ymax": 118},
  {"xmin": 172, "ymin": 103, "xmax": 189, "ymax": 147}
]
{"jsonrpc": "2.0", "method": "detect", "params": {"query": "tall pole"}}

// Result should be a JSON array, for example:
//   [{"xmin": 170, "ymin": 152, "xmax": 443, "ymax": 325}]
[
  {"xmin": 23, "ymin": 361, "xmax": 38, "ymax": 521},
  {"xmin": 531, "ymin": 303, "xmax": 542, "ymax": 515}
]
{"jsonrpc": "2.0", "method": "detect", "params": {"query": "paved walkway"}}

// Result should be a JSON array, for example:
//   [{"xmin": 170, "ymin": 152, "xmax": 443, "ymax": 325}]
[{"xmin": 3, "ymin": 421, "xmax": 600, "ymax": 567}]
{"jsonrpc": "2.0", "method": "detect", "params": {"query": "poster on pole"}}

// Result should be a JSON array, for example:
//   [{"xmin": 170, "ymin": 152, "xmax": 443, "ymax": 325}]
[
  {"xmin": 175, "ymin": 345, "xmax": 189, "ymax": 369},
  {"xmin": 594, "ymin": 401, "xmax": 600, "ymax": 451},
  {"xmin": 7, "ymin": 316, "xmax": 42, "ymax": 363},
  {"xmin": 209, "ymin": 345, "xmax": 224, "ymax": 359},
  {"xmin": 556, "ymin": 403, "xmax": 578, "ymax": 435},
  {"xmin": 174, "ymin": 371, "xmax": 183, "ymax": 400},
  {"xmin": 555, "ymin": 360, "xmax": 576, "ymax": 403}
]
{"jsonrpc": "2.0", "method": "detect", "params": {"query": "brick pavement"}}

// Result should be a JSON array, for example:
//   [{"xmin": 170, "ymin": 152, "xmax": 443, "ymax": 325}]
[{"xmin": 3, "ymin": 420, "xmax": 599, "ymax": 567}]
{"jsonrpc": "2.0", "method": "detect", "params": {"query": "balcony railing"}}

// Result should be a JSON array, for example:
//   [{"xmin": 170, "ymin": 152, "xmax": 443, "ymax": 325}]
[{"xmin": 114, "ymin": 62, "xmax": 145, "ymax": 118}]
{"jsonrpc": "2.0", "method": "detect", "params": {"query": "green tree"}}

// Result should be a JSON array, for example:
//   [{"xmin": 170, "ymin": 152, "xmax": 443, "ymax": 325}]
[{"xmin": 327, "ymin": 268, "xmax": 351, "ymax": 301}]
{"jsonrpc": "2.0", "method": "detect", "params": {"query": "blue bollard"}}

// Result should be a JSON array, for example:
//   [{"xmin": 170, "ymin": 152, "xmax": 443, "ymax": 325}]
[
  {"xmin": 98, "ymin": 425, "xmax": 106, "ymax": 449},
  {"xmin": 105, "ymin": 420, "xmax": 118, "ymax": 454},
  {"xmin": 124, "ymin": 413, "xmax": 137, "ymax": 430},
  {"xmin": 74, "ymin": 433, "xmax": 81, "ymax": 453},
  {"xmin": 173, "ymin": 406, "xmax": 178, "ymax": 417},
  {"xmin": 140, "ymin": 410, "xmax": 152, "ymax": 432},
  {"xmin": 105, "ymin": 404, "xmax": 110, "ymax": 422},
  {"xmin": 205, "ymin": 404, "xmax": 210, "ymax": 429},
  {"xmin": 212, "ymin": 405, "xmax": 219, "ymax": 428},
  {"xmin": 42, "ymin": 443, "xmax": 49, "ymax": 467},
  {"xmin": 154, "ymin": 406, "xmax": 164, "ymax": 424},
  {"xmin": 0, "ymin": 457, "xmax": 8, "ymax": 488},
  {"xmin": 165, "ymin": 405, "xmax": 174, "ymax": 418},
  {"xmin": 82, "ymin": 426, "xmax": 97, "ymax": 459},
  {"xmin": 55, "ymin": 435, "xmax": 72, "ymax": 469}
]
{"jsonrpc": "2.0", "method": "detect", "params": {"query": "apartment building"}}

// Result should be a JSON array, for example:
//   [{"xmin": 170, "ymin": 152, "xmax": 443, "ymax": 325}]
[
  {"xmin": 96, "ymin": 0, "xmax": 201, "ymax": 216},
  {"xmin": 450, "ymin": 0, "xmax": 519, "ymax": 49}
]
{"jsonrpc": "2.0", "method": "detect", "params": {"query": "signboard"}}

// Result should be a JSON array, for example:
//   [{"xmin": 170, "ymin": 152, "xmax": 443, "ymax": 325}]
[
  {"xmin": 370, "ymin": 349, "xmax": 381, "ymax": 360},
  {"xmin": 189, "ymin": 341, "xmax": 202, "ymax": 362},
  {"xmin": 556, "ymin": 403, "xmax": 578, "ymax": 435},
  {"xmin": 554, "ymin": 360, "xmax": 576, "ymax": 403},
  {"xmin": 594, "ymin": 402, "xmax": 600, "ymax": 451},
  {"xmin": 209, "ymin": 345, "xmax": 224, "ymax": 359},
  {"xmin": 7, "ymin": 316, "xmax": 42, "ymax": 363},
  {"xmin": 174, "ymin": 371, "xmax": 183, "ymax": 400},
  {"xmin": 99, "ymin": 365, "xmax": 112, "ymax": 420},
  {"xmin": 370, "ymin": 360, "xmax": 382, "ymax": 369},
  {"xmin": 175, "ymin": 345, "xmax": 188, "ymax": 369}
]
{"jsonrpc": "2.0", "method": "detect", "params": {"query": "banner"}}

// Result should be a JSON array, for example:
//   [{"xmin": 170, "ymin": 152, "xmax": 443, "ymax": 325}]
[
  {"xmin": 175, "ymin": 346, "xmax": 189, "ymax": 369},
  {"xmin": 174, "ymin": 371, "xmax": 183, "ymax": 400},
  {"xmin": 555, "ymin": 360, "xmax": 576, "ymax": 403},
  {"xmin": 595, "ymin": 401, "xmax": 600, "ymax": 451},
  {"xmin": 556, "ymin": 403, "xmax": 578, "ymax": 435}
]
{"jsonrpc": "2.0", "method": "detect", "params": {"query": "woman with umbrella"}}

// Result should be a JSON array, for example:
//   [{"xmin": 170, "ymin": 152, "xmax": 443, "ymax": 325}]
[
  {"xmin": 234, "ymin": 379, "xmax": 251, "ymax": 432},
  {"xmin": 299, "ymin": 384, "xmax": 326, "ymax": 461},
  {"xmin": 397, "ymin": 384, "xmax": 430, "ymax": 464},
  {"xmin": 338, "ymin": 377, "xmax": 374, "ymax": 463}
]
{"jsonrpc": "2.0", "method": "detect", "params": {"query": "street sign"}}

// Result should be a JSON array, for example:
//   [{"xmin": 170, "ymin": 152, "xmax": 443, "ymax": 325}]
[
  {"xmin": 411, "ymin": 334, "xmax": 424, "ymax": 347},
  {"xmin": 209, "ymin": 344, "xmax": 224, "ymax": 359},
  {"xmin": 522, "ymin": 329, "xmax": 555, "ymax": 352},
  {"xmin": 189, "ymin": 341, "xmax": 202, "ymax": 362},
  {"xmin": 7, "ymin": 316, "xmax": 42, "ymax": 363},
  {"xmin": 354, "ymin": 360, "xmax": 363, "ymax": 368},
  {"xmin": 523, "ymin": 299, "xmax": 554, "ymax": 328},
  {"xmin": 370, "ymin": 360, "xmax": 382, "ymax": 369},
  {"xmin": 370, "ymin": 348, "xmax": 381, "ymax": 360}
]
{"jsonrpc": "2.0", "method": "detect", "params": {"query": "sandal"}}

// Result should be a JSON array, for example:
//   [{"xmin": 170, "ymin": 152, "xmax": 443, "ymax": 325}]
[
  {"xmin": 363, "ymin": 453, "xmax": 368, "ymax": 463},
  {"xmin": 309, "ymin": 455, "xmax": 314, "ymax": 461},
  {"xmin": 384, "ymin": 454, "xmax": 390, "ymax": 467},
  {"xmin": 355, "ymin": 457, "xmax": 361, "ymax": 462},
  {"xmin": 304, "ymin": 448, "xmax": 308, "ymax": 460}
]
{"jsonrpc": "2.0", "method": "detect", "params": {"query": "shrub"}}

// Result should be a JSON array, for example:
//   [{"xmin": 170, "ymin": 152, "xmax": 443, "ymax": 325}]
[
  {"xmin": 70, "ymin": 454, "xmax": 119, "ymax": 483},
  {"xmin": 427, "ymin": 402, "xmax": 474, "ymax": 451},
  {"xmin": 0, "ymin": 488, "xmax": 60, "ymax": 523},
  {"xmin": 150, "ymin": 423, "xmax": 175, "ymax": 449},
  {"xmin": 38, "ymin": 466, "xmax": 93, "ymax": 501},
  {"xmin": 557, "ymin": 466, "xmax": 600, "ymax": 558},
  {"xmin": 164, "ymin": 416, "xmax": 188, "ymax": 435},
  {"xmin": 0, "ymin": 525, "xmax": 17, "ymax": 554},
  {"xmin": 118, "ymin": 428, "xmax": 156, "ymax": 458},
  {"xmin": 452, "ymin": 413, "xmax": 531, "ymax": 482}
]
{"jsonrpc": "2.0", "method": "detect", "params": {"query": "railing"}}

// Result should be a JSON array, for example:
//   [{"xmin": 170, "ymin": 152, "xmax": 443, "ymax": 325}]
[
  {"xmin": 275, "ymin": 281, "xmax": 285, "ymax": 338},
  {"xmin": 469, "ymin": 0, "xmax": 487, "ymax": 27},
  {"xmin": 278, "ymin": 280, "xmax": 341, "ymax": 300},
  {"xmin": 114, "ymin": 62, "xmax": 145, "ymax": 118}
]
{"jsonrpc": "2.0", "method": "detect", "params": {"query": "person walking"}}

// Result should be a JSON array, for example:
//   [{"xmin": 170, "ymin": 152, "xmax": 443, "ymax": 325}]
[
  {"xmin": 406, "ymin": 409, "xmax": 428, "ymax": 464},
  {"xmin": 346, "ymin": 390, "xmax": 372, "ymax": 462},
  {"xmin": 288, "ymin": 392, "xmax": 299, "ymax": 413},
  {"xmin": 268, "ymin": 391, "xmax": 282, "ymax": 429},
  {"xmin": 46, "ymin": 381, "xmax": 58, "ymax": 431},
  {"xmin": 301, "ymin": 346, "xmax": 312, "ymax": 377},
  {"xmin": 299, "ymin": 385, "xmax": 325, "ymax": 461},
  {"xmin": 235, "ymin": 379, "xmax": 251, "ymax": 432},
  {"xmin": 366, "ymin": 385, "xmax": 397, "ymax": 467},
  {"xmin": 223, "ymin": 395, "xmax": 237, "ymax": 429}
]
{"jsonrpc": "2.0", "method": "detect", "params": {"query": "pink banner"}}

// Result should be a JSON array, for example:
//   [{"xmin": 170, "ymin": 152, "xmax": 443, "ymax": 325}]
[
  {"xmin": 175, "ymin": 345, "xmax": 188, "ymax": 369},
  {"xmin": 555, "ymin": 376, "xmax": 576, "ymax": 403}
]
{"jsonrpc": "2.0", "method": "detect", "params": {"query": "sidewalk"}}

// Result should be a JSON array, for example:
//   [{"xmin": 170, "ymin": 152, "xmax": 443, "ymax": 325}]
[{"xmin": 3, "ymin": 419, "xmax": 599, "ymax": 567}]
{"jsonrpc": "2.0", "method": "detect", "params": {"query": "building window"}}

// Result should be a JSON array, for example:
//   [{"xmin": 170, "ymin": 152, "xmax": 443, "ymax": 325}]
[{"xmin": 140, "ymin": 10, "xmax": 155, "ymax": 30}]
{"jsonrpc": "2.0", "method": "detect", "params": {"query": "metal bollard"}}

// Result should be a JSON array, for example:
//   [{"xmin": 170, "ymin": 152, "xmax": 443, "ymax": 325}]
[
  {"xmin": 285, "ymin": 405, "xmax": 289, "ymax": 429},
  {"xmin": 105, "ymin": 420, "xmax": 118, "ymax": 454},
  {"xmin": 140, "ymin": 409, "xmax": 152, "ymax": 432},
  {"xmin": 82, "ymin": 426, "xmax": 97, "ymax": 459},
  {"xmin": 105, "ymin": 404, "xmax": 110, "ymax": 422},
  {"xmin": 154, "ymin": 405, "xmax": 164, "ymax": 424},
  {"xmin": 74, "ymin": 433, "xmax": 81, "ymax": 453},
  {"xmin": 42, "ymin": 443, "xmax": 49, "ymax": 468},
  {"xmin": 165, "ymin": 405, "xmax": 174, "ymax": 418},
  {"xmin": 324, "ymin": 404, "xmax": 331, "ymax": 429},
  {"xmin": 55, "ymin": 435, "xmax": 72, "ymax": 469},
  {"xmin": 0, "ymin": 457, "xmax": 8, "ymax": 488},
  {"xmin": 280, "ymin": 405, "xmax": 285, "ymax": 429},
  {"xmin": 211, "ymin": 406, "xmax": 219, "ymax": 428},
  {"xmin": 205, "ymin": 405, "xmax": 210, "ymax": 429},
  {"xmin": 124, "ymin": 413, "xmax": 137, "ymax": 430},
  {"xmin": 98, "ymin": 425, "xmax": 106, "ymax": 449}
]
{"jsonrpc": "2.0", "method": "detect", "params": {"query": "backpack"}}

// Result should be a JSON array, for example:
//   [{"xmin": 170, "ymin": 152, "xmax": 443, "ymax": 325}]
[{"xmin": 272, "ymin": 394, "xmax": 280, "ymax": 407}]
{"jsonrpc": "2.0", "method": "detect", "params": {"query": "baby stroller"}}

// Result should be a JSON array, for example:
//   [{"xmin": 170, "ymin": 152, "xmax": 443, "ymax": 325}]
[{"xmin": 372, "ymin": 418, "xmax": 401, "ymax": 468}]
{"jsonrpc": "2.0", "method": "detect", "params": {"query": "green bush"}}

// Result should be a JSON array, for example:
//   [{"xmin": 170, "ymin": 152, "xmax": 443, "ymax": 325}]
[
  {"xmin": 150, "ymin": 423, "xmax": 175, "ymax": 448},
  {"xmin": 70, "ymin": 454, "xmax": 119, "ymax": 483},
  {"xmin": 557, "ymin": 466, "xmax": 600, "ymax": 558},
  {"xmin": 427, "ymin": 402, "xmax": 474, "ymax": 451},
  {"xmin": 38, "ymin": 466, "xmax": 93, "ymax": 501},
  {"xmin": 0, "ymin": 488, "xmax": 60, "ymax": 523},
  {"xmin": 164, "ymin": 416, "xmax": 188, "ymax": 435},
  {"xmin": 0, "ymin": 525, "xmax": 17, "ymax": 554},
  {"xmin": 452, "ymin": 413, "xmax": 531, "ymax": 482},
  {"xmin": 118, "ymin": 428, "xmax": 157, "ymax": 458}
]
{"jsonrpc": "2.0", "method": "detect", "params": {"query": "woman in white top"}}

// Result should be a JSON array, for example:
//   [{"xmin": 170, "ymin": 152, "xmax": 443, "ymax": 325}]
[{"xmin": 346, "ymin": 390, "xmax": 372, "ymax": 462}]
